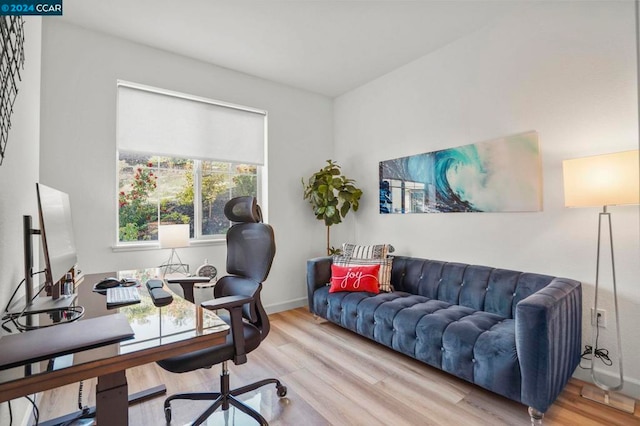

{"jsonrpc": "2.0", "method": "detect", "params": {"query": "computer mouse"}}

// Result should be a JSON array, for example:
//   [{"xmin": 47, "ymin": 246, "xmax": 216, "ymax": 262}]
[
  {"xmin": 95, "ymin": 277, "xmax": 121, "ymax": 290},
  {"xmin": 120, "ymin": 278, "xmax": 139, "ymax": 287}
]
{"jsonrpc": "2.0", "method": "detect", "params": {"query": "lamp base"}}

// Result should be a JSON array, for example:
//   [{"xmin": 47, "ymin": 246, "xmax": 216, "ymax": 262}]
[
  {"xmin": 160, "ymin": 248, "xmax": 189, "ymax": 277},
  {"xmin": 160, "ymin": 262, "xmax": 190, "ymax": 277},
  {"xmin": 581, "ymin": 384, "xmax": 636, "ymax": 413}
]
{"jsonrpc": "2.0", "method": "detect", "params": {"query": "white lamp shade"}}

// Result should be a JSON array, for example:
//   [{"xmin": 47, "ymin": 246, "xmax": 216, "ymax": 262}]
[
  {"xmin": 159, "ymin": 224, "xmax": 190, "ymax": 248},
  {"xmin": 563, "ymin": 150, "xmax": 640, "ymax": 208}
]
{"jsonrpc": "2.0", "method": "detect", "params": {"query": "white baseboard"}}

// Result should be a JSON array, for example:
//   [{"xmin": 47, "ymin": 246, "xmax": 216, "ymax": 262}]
[
  {"xmin": 264, "ymin": 297, "xmax": 307, "ymax": 314},
  {"xmin": 573, "ymin": 368, "xmax": 640, "ymax": 399}
]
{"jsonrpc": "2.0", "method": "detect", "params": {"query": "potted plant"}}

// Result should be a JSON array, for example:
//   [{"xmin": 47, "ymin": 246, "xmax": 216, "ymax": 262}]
[{"xmin": 302, "ymin": 160, "xmax": 363, "ymax": 255}]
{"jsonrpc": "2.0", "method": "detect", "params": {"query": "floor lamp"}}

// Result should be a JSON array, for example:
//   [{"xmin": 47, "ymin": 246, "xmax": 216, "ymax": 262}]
[
  {"xmin": 562, "ymin": 150, "xmax": 639, "ymax": 413},
  {"xmin": 159, "ymin": 224, "xmax": 190, "ymax": 277}
]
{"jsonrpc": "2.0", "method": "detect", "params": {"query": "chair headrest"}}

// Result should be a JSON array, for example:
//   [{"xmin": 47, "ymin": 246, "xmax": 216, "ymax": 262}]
[{"xmin": 224, "ymin": 196, "xmax": 263, "ymax": 223}]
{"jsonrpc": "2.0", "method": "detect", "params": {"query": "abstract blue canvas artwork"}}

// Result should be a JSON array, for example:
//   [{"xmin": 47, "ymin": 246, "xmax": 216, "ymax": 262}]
[{"xmin": 379, "ymin": 131, "xmax": 542, "ymax": 214}]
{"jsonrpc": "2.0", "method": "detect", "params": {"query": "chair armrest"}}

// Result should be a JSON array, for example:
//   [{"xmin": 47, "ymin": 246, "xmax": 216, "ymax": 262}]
[
  {"xmin": 201, "ymin": 295, "xmax": 253, "ymax": 311},
  {"xmin": 515, "ymin": 277, "xmax": 582, "ymax": 413},
  {"xmin": 201, "ymin": 295, "xmax": 254, "ymax": 365},
  {"xmin": 306, "ymin": 256, "xmax": 333, "ymax": 314}
]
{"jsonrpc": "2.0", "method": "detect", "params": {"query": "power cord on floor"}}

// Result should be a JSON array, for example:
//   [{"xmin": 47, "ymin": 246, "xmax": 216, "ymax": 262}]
[
  {"xmin": 580, "ymin": 345, "xmax": 613, "ymax": 366},
  {"xmin": 579, "ymin": 317, "xmax": 612, "ymax": 368}
]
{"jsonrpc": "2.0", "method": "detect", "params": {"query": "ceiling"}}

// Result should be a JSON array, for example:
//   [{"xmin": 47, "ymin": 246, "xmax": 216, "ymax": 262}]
[{"xmin": 61, "ymin": 0, "xmax": 530, "ymax": 98}]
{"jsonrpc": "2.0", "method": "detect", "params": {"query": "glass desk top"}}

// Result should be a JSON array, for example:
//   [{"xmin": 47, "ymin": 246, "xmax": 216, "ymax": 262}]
[{"xmin": 0, "ymin": 270, "xmax": 229, "ymax": 400}]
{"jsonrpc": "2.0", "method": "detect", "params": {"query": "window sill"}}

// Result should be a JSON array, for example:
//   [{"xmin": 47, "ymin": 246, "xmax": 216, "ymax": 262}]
[{"xmin": 112, "ymin": 238, "xmax": 225, "ymax": 253}]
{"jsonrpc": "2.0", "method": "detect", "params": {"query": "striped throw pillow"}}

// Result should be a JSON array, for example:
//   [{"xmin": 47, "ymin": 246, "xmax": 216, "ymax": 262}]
[{"xmin": 341, "ymin": 243, "xmax": 394, "ymax": 259}]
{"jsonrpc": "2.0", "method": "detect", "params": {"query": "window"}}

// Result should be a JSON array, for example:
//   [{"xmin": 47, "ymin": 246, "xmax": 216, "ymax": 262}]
[
  {"xmin": 117, "ymin": 154, "xmax": 258, "ymax": 241},
  {"xmin": 116, "ymin": 81, "xmax": 265, "ymax": 244}
]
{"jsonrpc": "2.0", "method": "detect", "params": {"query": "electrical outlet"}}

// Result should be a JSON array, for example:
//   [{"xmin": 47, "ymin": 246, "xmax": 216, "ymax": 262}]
[{"xmin": 591, "ymin": 308, "xmax": 607, "ymax": 328}]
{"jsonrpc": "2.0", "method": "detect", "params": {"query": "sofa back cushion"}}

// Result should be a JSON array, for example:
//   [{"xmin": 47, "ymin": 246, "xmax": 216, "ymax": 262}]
[{"xmin": 391, "ymin": 256, "xmax": 554, "ymax": 319}]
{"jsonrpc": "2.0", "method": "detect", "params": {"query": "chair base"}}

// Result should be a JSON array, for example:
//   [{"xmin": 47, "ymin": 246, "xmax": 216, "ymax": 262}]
[{"xmin": 164, "ymin": 362, "xmax": 287, "ymax": 425}]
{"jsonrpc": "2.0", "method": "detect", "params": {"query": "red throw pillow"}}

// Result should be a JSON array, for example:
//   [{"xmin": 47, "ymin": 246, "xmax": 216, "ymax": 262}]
[{"xmin": 329, "ymin": 264, "xmax": 380, "ymax": 294}]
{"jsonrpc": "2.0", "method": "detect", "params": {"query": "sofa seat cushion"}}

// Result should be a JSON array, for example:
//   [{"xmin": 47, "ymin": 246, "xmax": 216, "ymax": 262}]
[{"xmin": 313, "ymin": 286, "xmax": 521, "ymax": 401}]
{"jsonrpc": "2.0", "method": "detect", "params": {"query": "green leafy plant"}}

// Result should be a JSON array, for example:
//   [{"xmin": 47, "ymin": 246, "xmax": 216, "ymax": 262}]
[{"xmin": 302, "ymin": 160, "xmax": 363, "ymax": 255}]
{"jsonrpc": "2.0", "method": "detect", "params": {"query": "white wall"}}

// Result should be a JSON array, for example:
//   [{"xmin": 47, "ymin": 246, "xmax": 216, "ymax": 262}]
[
  {"xmin": 0, "ymin": 16, "xmax": 42, "ymax": 426},
  {"xmin": 35, "ymin": 0, "xmax": 640, "ymax": 403},
  {"xmin": 39, "ymin": 20, "xmax": 333, "ymax": 312},
  {"xmin": 335, "ymin": 1, "xmax": 640, "ymax": 398}
]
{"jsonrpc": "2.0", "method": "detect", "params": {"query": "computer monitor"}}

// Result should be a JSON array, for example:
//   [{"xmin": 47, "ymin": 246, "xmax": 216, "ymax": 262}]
[
  {"xmin": 20, "ymin": 183, "xmax": 78, "ymax": 312},
  {"xmin": 36, "ymin": 183, "xmax": 78, "ymax": 295}
]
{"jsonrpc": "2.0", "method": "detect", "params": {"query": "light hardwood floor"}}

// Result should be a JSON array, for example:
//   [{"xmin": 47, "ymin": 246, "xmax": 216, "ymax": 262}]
[{"xmin": 39, "ymin": 308, "xmax": 640, "ymax": 425}]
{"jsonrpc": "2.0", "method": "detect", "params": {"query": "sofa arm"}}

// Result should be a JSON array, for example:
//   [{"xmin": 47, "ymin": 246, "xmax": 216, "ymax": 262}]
[
  {"xmin": 515, "ymin": 277, "xmax": 582, "ymax": 413},
  {"xmin": 306, "ymin": 256, "xmax": 332, "ymax": 314}
]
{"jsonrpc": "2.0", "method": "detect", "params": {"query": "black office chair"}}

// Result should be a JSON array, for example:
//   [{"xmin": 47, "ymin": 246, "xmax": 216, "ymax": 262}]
[{"xmin": 157, "ymin": 196, "xmax": 287, "ymax": 425}]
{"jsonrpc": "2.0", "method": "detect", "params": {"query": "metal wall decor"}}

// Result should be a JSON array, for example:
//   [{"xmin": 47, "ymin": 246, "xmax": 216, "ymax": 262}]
[
  {"xmin": 380, "ymin": 131, "xmax": 542, "ymax": 214},
  {"xmin": 0, "ymin": 16, "xmax": 25, "ymax": 166}
]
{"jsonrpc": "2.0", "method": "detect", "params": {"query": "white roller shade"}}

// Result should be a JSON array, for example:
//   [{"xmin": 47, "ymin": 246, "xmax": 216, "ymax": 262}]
[{"xmin": 117, "ymin": 82, "xmax": 265, "ymax": 165}]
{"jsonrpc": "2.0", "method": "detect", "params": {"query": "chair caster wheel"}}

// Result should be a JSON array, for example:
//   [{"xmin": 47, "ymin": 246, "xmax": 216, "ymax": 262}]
[
  {"xmin": 164, "ymin": 406, "xmax": 172, "ymax": 423},
  {"xmin": 277, "ymin": 385, "xmax": 287, "ymax": 397}
]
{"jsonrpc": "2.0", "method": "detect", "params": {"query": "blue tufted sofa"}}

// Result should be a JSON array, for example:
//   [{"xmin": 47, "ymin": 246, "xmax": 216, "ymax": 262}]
[{"xmin": 307, "ymin": 255, "xmax": 582, "ymax": 423}]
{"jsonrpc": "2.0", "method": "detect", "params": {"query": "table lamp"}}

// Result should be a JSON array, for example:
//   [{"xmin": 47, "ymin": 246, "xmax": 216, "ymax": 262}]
[
  {"xmin": 159, "ymin": 224, "xmax": 190, "ymax": 276},
  {"xmin": 562, "ymin": 149, "xmax": 639, "ymax": 413}
]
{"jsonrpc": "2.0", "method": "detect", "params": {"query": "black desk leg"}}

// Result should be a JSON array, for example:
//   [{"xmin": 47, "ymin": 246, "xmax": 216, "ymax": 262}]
[
  {"xmin": 176, "ymin": 281, "xmax": 196, "ymax": 303},
  {"xmin": 97, "ymin": 371, "xmax": 129, "ymax": 425}
]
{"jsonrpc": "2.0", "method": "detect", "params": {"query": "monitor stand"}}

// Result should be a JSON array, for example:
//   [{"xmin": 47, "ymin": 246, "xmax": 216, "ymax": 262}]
[{"xmin": 6, "ymin": 294, "xmax": 77, "ymax": 316}]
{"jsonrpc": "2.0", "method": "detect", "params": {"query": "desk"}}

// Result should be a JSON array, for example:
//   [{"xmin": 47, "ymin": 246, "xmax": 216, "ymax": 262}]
[{"xmin": 0, "ymin": 271, "xmax": 229, "ymax": 425}]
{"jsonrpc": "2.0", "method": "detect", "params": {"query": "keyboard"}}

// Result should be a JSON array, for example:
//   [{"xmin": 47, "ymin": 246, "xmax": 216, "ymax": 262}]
[{"xmin": 106, "ymin": 286, "xmax": 141, "ymax": 307}]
